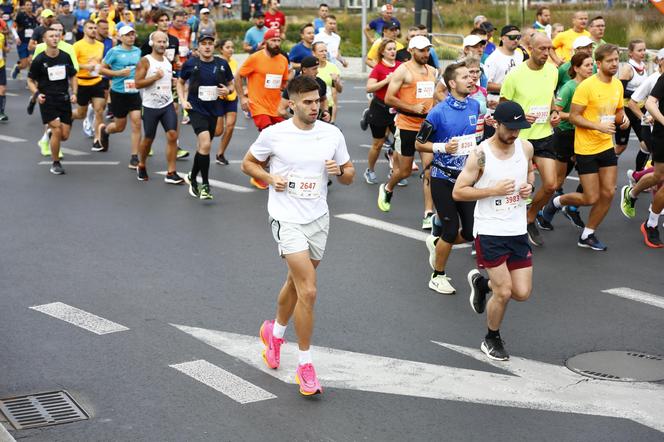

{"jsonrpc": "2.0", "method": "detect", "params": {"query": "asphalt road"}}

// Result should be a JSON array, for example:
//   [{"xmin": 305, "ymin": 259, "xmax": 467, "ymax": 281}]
[{"xmin": 0, "ymin": 62, "xmax": 663, "ymax": 442}]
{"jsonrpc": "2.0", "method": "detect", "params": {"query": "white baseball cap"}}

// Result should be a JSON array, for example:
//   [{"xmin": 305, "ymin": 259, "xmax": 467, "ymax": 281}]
[
  {"xmin": 380, "ymin": 4, "xmax": 393, "ymax": 13},
  {"xmin": 656, "ymin": 48, "xmax": 664, "ymax": 60},
  {"xmin": 117, "ymin": 26, "xmax": 135, "ymax": 36},
  {"xmin": 408, "ymin": 35, "xmax": 432, "ymax": 50},
  {"xmin": 200, "ymin": 7, "xmax": 210, "ymax": 14},
  {"xmin": 463, "ymin": 35, "xmax": 482, "ymax": 48},
  {"xmin": 572, "ymin": 35, "xmax": 594, "ymax": 50}
]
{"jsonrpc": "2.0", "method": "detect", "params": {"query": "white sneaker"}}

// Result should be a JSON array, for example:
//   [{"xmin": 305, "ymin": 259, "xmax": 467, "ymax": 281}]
[
  {"xmin": 425, "ymin": 234, "xmax": 437, "ymax": 270},
  {"xmin": 83, "ymin": 116, "xmax": 94, "ymax": 138},
  {"xmin": 429, "ymin": 273, "xmax": 455, "ymax": 295}
]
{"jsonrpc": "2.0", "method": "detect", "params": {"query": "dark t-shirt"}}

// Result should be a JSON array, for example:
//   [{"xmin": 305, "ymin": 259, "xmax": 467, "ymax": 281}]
[
  {"xmin": 649, "ymin": 73, "xmax": 664, "ymax": 135},
  {"xmin": 29, "ymin": 51, "xmax": 77, "ymax": 95},
  {"xmin": 15, "ymin": 12, "xmax": 37, "ymax": 41},
  {"xmin": 30, "ymin": 25, "xmax": 48, "ymax": 44},
  {"xmin": 180, "ymin": 57, "xmax": 234, "ymax": 117}
]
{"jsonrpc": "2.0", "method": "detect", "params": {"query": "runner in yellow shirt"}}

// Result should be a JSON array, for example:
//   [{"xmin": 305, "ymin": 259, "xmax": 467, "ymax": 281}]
[{"xmin": 551, "ymin": 11, "xmax": 590, "ymax": 65}]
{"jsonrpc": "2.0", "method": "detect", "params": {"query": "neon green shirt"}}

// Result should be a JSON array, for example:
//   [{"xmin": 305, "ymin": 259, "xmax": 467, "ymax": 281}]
[
  {"xmin": 33, "ymin": 41, "xmax": 79, "ymax": 71},
  {"xmin": 501, "ymin": 61, "xmax": 558, "ymax": 140}
]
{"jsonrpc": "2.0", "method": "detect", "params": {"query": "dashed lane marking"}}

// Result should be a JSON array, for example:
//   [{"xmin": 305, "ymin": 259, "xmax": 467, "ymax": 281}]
[
  {"xmin": 335, "ymin": 213, "xmax": 471, "ymax": 249},
  {"xmin": 29, "ymin": 302, "xmax": 130, "ymax": 335},
  {"xmin": 602, "ymin": 287, "xmax": 664, "ymax": 310},
  {"xmin": 60, "ymin": 148, "xmax": 90, "ymax": 156},
  {"xmin": 155, "ymin": 171, "xmax": 255, "ymax": 193},
  {"xmin": 170, "ymin": 359, "xmax": 276, "ymax": 404},
  {"xmin": 0, "ymin": 134, "xmax": 27, "ymax": 143},
  {"xmin": 38, "ymin": 161, "xmax": 120, "ymax": 165}
]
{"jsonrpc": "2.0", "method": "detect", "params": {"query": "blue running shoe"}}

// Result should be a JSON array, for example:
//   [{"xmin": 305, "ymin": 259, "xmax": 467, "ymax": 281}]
[{"xmin": 577, "ymin": 234, "xmax": 607, "ymax": 251}]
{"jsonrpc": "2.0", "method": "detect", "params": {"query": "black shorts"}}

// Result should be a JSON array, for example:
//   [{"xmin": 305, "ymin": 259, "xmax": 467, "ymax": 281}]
[
  {"xmin": 394, "ymin": 128, "xmax": 418, "ymax": 157},
  {"xmin": 0, "ymin": 66, "xmax": 6, "ymax": 86},
  {"xmin": 189, "ymin": 110, "xmax": 218, "ymax": 137},
  {"xmin": 651, "ymin": 128, "xmax": 664, "ymax": 163},
  {"xmin": 142, "ymin": 105, "xmax": 178, "ymax": 139},
  {"xmin": 39, "ymin": 96, "xmax": 72, "ymax": 125},
  {"xmin": 575, "ymin": 148, "xmax": 618, "ymax": 175},
  {"xmin": 615, "ymin": 107, "xmax": 643, "ymax": 145},
  {"xmin": 367, "ymin": 97, "xmax": 396, "ymax": 135},
  {"xmin": 109, "ymin": 91, "xmax": 142, "ymax": 119},
  {"xmin": 553, "ymin": 127, "xmax": 575, "ymax": 163},
  {"xmin": 475, "ymin": 233, "xmax": 532, "ymax": 271},
  {"xmin": 530, "ymin": 134, "xmax": 556, "ymax": 160},
  {"xmin": 370, "ymin": 122, "xmax": 395, "ymax": 139},
  {"xmin": 642, "ymin": 125, "xmax": 653, "ymax": 153},
  {"xmin": 218, "ymin": 99, "xmax": 237, "ymax": 114},
  {"xmin": 77, "ymin": 82, "xmax": 106, "ymax": 106},
  {"xmin": 430, "ymin": 178, "xmax": 475, "ymax": 244}
]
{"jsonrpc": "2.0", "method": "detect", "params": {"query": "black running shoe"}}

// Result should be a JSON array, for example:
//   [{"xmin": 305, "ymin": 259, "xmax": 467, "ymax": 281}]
[
  {"xmin": 215, "ymin": 153, "xmax": 229, "ymax": 165},
  {"xmin": 91, "ymin": 139, "xmax": 104, "ymax": 152},
  {"xmin": 49, "ymin": 161, "xmax": 65, "ymax": 175},
  {"xmin": 536, "ymin": 212, "xmax": 553, "ymax": 231},
  {"xmin": 641, "ymin": 222, "xmax": 664, "ymax": 248},
  {"xmin": 128, "ymin": 155, "xmax": 139, "ymax": 170},
  {"xmin": 164, "ymin": 171, "xmax": 184, "ymax": 184},
  {"xmin": 100, "ymin": 126, "xmax": 110, "ymax": 150},
  {"xmin": 577, "ymin": 233, "xmax": 607, "ymax": 251},
  {"xmin": 187, "ymin": 172, "xmax": 199, "ymax": 197},
  {"xmin": 137, "ymin": 166, "xmax": 148, "ymax": 181},
  {"xmin": 527, "ymin": 222, "xmax": 543, "ymax": 246},
  {"xmin": 481, "ymin": 336, "xmax": 509, "ymax": 361},
  {"xmin": 562, "ymin": 206, "xmax": 585, "ymax": 229},
  {"xmin": 467, "ymin": 269, "xmax": 488, "ymax": 314}
]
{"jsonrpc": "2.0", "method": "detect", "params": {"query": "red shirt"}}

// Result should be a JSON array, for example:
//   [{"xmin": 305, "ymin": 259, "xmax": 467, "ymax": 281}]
[
  {"xmin": 369, "ymin": 60, "xmax": 400, "ymax": 101},
  {"xmin": 264, "ymin": 10, "xmax": 285, "ymax": 31}
]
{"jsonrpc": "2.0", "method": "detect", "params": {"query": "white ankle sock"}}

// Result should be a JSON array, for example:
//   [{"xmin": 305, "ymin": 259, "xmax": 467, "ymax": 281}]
[
  {"xmin": 40, "ymin": 130, "xmax": 50, "ymax": 142},
  {"xmin": 647, "ymin": 208, "xmax": 659, "ymax": 228},
  {"xmin": 553, "ymin": 195, "xmax": 562, "ymax": 209},
  {"xmin": 298, "ymin": 349, "xmax": 312, "ymax": 365},
  {"xmin": 581, "ymin": 227, "xmax": 594, "ymax": 240},
  {"xmin": 272, "ymin": 320, "xmax": 287, "ymax": 339}
]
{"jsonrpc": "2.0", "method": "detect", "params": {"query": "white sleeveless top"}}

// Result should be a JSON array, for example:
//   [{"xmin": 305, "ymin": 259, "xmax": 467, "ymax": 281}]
[
  {"xmin": 141, "ymin": 54, "xmax": 173, "ymax": 109},
  {"xmin": 473, "ymin": 139, "xmax": 528, "ymax": 236},
  {"xmin": 626, "ymin": 59, "xmax": 647, "ymax": 92}
]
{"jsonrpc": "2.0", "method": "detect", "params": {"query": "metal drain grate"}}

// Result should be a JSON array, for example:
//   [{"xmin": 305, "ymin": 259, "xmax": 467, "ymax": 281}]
[
  {"xmin": 0, "ymin": 391, "xmax": 88, "ymax": 430},
  {"xmin": 566, "ymin": 350, "xmax": 664, "ymax": 382}
]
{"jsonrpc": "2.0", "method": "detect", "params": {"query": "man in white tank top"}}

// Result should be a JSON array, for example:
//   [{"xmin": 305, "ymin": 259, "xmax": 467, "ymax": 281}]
[
  {"xmin": 453, "ymin": 101, "xmax": 536, "ymax": 361},
  {"xmin": 134, "ymin": 31, "xmax": 182, "ymax": 183}
]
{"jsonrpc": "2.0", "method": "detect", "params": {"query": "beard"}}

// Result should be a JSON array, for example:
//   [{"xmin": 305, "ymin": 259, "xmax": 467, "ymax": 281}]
[{"xmin": 267, "ymin": 44, "xmax": 281, "ymax": 56}]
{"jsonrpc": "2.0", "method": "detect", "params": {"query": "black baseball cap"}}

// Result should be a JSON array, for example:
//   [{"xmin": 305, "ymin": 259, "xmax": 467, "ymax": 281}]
[
  {"xmin": 500, "ymin": 24, "xmax": 520, "ymax": 37},
  {"xmin": 493, "ymin": 101, "xmax": 531, "ymax": 130},
  {"xmin": 479, "ymin": 21, "xmax": 495, "ymax": 32},
  {"xmin": 301, "ymin": 56, "xmax": 319, "ymax": 69},
  {"xmin": 199, "ymin": 32, "xmax": 215, "ymax": 42},
  {"xmin": 385, "ymin": 21, "xmax": 400, "ymax": 31}
]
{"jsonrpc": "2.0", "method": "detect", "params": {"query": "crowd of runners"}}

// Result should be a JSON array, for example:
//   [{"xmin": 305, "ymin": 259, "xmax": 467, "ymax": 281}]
[{"xmin": 1, "ymin": 1, "xmax": 663, "ymax": 397}]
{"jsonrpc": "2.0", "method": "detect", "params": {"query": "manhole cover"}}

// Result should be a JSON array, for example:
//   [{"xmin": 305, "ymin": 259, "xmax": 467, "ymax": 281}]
[
  {"xmin": 0, "ymin": 391, "xmax": 88, "ymax": 430},
  {"xmin": 566, "ymin": 351, "xmax": 664, "ymax": 382}
]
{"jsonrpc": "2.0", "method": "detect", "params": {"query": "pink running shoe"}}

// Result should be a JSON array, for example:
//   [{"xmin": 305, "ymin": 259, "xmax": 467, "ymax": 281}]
[
  {"xmin": 259, "ymin": 320, "xmax": 284, "ymax": 369},
  {"xmin": 295, "ymin": 363, "xmax": 323, "ymax": 396}
]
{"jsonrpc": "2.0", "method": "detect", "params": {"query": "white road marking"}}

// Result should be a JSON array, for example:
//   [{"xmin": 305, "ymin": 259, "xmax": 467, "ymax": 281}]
[
  {"xmin": 156, "ymin": 171, "xmax": 254, "ymax": 193},
  {"xmin": 335, "ymin": 213, "xmax": 471, "ymax": 249},
  {"xmin": 4, "ymin": 92, "xmax": 18, "ymax": 97},
  {"xmin": 60, "ymin": 147, "xmax": 90, "ymax": 156},
  {"xmin": 0, "ymin": 422, "xmax": 16, "ymax": 442},
  {"xmin": 38, "ymin": 161, "xmax": 120, "ymax": 165},
  {"xmin": 29, "ymin": 302, "xmax": 129, "ymax": 335},
  {"xmin": 234, "ymin": 126, "xmax": 247, "ymax": 130},
  {"xmin": 170, "ymin": 359, "xmax": 276, "ymax": 404},
  {"xmin": 172, "ymin": 324, "xmax": 664, "ymax": 433},
  {"xmin": 566, "ymin": 175, "xmax": 580, "ymax": 181},
  {"xmin": 602, "ymin": 287, "xmax": 664, "ymax": 310},
  {"xmin": 0, "ymin": 134, "xmax": 27, "ymax": 143}
]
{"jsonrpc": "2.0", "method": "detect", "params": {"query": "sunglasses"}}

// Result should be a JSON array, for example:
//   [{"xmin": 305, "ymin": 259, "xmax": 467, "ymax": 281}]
[{"xmin": 505, "ymin": 34, "xmax": 521, "ymax": 41}]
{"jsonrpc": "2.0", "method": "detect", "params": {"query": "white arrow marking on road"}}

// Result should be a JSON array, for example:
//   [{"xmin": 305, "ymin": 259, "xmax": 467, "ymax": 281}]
[
  {"xmin": 170, "ymin": 359, "xmax": 276, "ymax": 404},
  {"xmin": 155, "ymin": 171, "xmax": 255, "ymax": 193},
  {"xmin": 38, "ymin": 161, "xmax": 120, "ymax": 165},
  {"xmin": 602, "ymin": 287, "xmax": 664, "ymax": 310},
  {"xmin": 30, "ymin": 302, "xmax": 129, "ymax": 335},
  {"xmin": 60, "ymin": 147, "xmax": 90, "ymax": 156},
  {"xmin": 0, "ymin": 134, "xmax": 27, "ymax": 143},
  {"xmin": 172, "ymin": 324, "xmax": 664, "ymax": 433},
  {"xmin": 335, "ymin": 213, "xmax": 471, "ymax": 249}
]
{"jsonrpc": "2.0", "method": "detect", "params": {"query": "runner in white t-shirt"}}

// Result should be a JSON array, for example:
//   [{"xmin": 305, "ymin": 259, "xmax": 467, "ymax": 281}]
[
  {"xmin": 241, "ymin": 75, "xmax": 355, "ymax": 396},
  {"xmin": 484, "ymin": 25, "xmax": 524, "ymax": 105}
]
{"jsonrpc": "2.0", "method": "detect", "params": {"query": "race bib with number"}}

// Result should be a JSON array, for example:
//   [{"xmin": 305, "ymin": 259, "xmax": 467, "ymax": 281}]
[
  {"xmin": 287, "ymin": 173, "xmax": 322, "ymax": 199},
  {"xmin": 24, "ymin": 28, "xmax": 33, "ymax": 38},
  {"xmin": 600, "ymin": 115, "xmax": 615, "ymax": 124},
  {"xmin": 47, "ymin": 65, "xmax": 66, "ymax": 81},
  {"xmin": 179, "ymin": 45, "xmax": 189, "ymax": 57},
  {"xmin": 124, "ymin": 79, "xmax": 137, "ymax": 93},
  {"xmin": 453, "ymin": 134, "xmax": 477, "ymax": 156},
  {"xmin": 493, "ymin": 193, "xmax": 522, "ymax": 212},
  {"xmin": 415, "ymin": 81, "xmax": 435, "ymax": 99},
  {"xmin": 198, "ymin": 85, "xmax": 217, "ymax": 101},
  {"xmin": 64, "ymin": 32, "xmax": 73, "ymax": 41},
  {"xmin": 264, "ymin": 73, "xmax": 282, "ymax": 89},
  {"xmin": 165, "ymin": 48, "xmax": 175, "ymax": 62},
  {"xmin": 529, "ymin": 105, "xmax": 550, "ymax": 124}
]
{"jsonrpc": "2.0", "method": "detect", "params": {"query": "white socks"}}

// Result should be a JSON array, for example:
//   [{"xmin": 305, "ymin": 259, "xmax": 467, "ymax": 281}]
[
  {"xmin": 298, "ymin": 349, "xmax": 312, "ymax": 365},
  {"xmin": 552, "ymin": 195, "xmax": 562, "ymax": 209},
  {"xmin": 40, "ymin": 129, "xmax": 50, "ymax": 142},
  {"xmin": 581, "ymin": 228, "xmax": 594, "ymax": 240},
  {"xmin": 647, "ymin": 208, "xmax": 660, "ymax": 228},
  {"xmin": 272, "ymin": 320, "xmax": 287, "ymax": 339}
]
